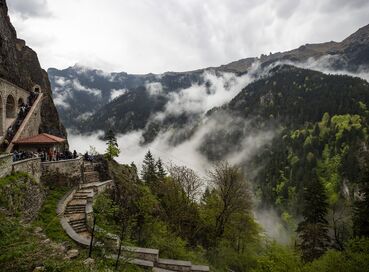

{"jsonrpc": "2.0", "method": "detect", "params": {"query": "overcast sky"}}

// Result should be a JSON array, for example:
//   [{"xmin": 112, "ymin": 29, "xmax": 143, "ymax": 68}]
[{"xmin": 7, "ymin": 0, "xmax": 369, "ymax": 74}]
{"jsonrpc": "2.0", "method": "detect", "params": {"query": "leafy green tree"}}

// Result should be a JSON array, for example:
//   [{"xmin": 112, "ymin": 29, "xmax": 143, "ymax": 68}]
[
  {"xmin": 208, "ymin": 162, "xmax": 252, "ymax": 242},
  {"xmin": 105, "ymin": 129, "xmax": 120, "ymax": 160},
  {"xmin": 155, "ymin": 177, "xmax": 201, "ymax": 245},
  {"xmin": 303, "ymin": 238, "xmax": 369, "ymax": 272},
  {"xmin": 297, "ymin": 176, "xmax": 331, "ymax": 262},
  {"xmin": 252, "ymin": 243, "xmax": 303, "ymax": 272}
]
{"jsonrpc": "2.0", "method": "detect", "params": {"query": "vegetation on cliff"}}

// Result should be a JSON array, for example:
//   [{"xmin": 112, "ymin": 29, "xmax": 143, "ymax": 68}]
[
  {"xmin": 0, "ymin": 172, "xmax": 145, "ymax": 271},
  {"xmin": 91, "ymin": 153, "xmax": 369, "ymax": 271}
]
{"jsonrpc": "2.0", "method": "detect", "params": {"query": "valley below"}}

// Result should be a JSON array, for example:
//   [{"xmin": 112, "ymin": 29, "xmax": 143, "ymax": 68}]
[{"xmin": 1, "ymin": 0, "xmax": 369, "ymax": 270}]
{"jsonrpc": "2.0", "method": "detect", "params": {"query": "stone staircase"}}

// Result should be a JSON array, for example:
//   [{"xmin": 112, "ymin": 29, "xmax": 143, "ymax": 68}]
[
  {"xmin": 83, "ymin": 162, "xmax": 101, "ymax": 184},
  {"xmin": 59, "ymin": 162, "xmax": 210, "ymax": 272},
  {"xmin": 64, "ymin": 189, "xmax": 91, "ymax": 237},
  {"xmin": 61, "ymin": 162, "xmax": 112, "ymax": 240}
]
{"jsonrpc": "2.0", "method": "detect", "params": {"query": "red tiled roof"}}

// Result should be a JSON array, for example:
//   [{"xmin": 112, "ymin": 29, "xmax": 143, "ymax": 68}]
[{"xmin": 14, "ymin": 133, "xmax": 66, "ymax": 144}]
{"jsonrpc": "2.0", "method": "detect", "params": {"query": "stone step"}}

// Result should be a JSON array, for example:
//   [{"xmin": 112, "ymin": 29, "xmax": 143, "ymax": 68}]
[
  {"xmin": 65, "ymin": 209, "xmax": 85, "ymax": 213},
  {"xmin": 65, "ymin": 206, "xmax": 85, "ymax": 211},
  {"xmin": 71, "ymin": 221, "xmax": 86, "ymax": 228},
  {"xmin": 64, "ymin": 211, "xmax": 85, "ymax": 215},
  {"xmin": 74, "ymin": 194, "xmax": 89, "ymax": 198},
  {"xmin": 65, "ymin": 207, "xmax": 86, "ymax": 212},
  {"xmin": 69, "ymin": 218, "xmax": 86, "ymax": 225},
  {"xmin": 74, "ymin": 193, "xmax": 90, "ymax": 196},
  {"xmin": 75, "ymin": 191, "xmax": 90, "ymax": 195},
  {"xmin": 73, "ymin": 196, "xmax": 88, "ymax": 200},
  {"xmin": 75, "ymin": 190, "xmax": 93, "ymax": 197},
  {"xmin": 69, "ymin": 219, "xmax": 85, "ymax": 225},
  {"xmin": 77, "ymin": 189, "xmax": 94, "ymax": 193},
  {"xmin": 68, "ymin": 199, "xmax": 87, "ymax": 206},
  {"xmin": 74, "ymin": 226, "xmax": 88, "ymax": 233},
  {"xmin": 65, "ymin": 208, "xmax": 85, "ymax": 212},
  {"xmin": 67, "ymin": 204, "xmax": 86, "ymax": 208},
  {"xmin": 70, "ymin": 222, "xmax": 86, "ymax": 228},
  {"xmin": 73, "ymin": 194, "xmax": 89, "ymax": 198}
]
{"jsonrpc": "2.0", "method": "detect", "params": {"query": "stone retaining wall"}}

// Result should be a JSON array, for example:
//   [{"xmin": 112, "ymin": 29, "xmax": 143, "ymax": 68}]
[
  {"xmin": 41, "ymin": 157, "xmax": 83, "ymax": 186},
  {"xmin": 0, "ymin": 154, "xmax": 12, "ymax": 178},
  {"xmin": 12, "ymin": 157, "xmax": 41, "ymax": 182}
]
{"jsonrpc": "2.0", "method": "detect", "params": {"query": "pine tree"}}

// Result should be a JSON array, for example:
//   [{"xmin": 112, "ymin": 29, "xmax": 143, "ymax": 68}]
[
  {"xmin": 141, "ymin": 150, "xmax": 157, "ymax": 185},
  {"xmin": 105, "ymin": 129, "xmax": 120, "ymax": 160},
  {"xmin": 130, "ymin": 161, "xmax": 137, "ymax": 172},
  {"xmin": 156, "ymin": 158, "xmax": 167, "ymax": 180},
  {"xmin": 297, "ymin": 176, "xmax": 331, "ymax": 262}
]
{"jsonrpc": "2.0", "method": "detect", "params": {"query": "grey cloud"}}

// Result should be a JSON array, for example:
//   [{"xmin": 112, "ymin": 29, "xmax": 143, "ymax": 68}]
[
  {"xmin": 8, "ymin": 0, "xmax": 51, "ymax": 18},
  {"xmin": 321, "ymin": 0, "xmax": 369, "ymax": 13},
  {"xmin": 8, "ymin": 0, "xmax": 369, "ymax": 74},
  {"xmin": 274, "ymin": 0, "xmax": 301, "ymax": 19}
]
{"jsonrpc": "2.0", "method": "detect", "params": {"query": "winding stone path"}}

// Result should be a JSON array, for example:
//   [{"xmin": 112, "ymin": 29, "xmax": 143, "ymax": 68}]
[
  {"xmin": 58, "ymin": 162, "xmax": 112, "ymax": 244},
  {"xmin": 58, "ymin": 162, "xmax": 210, "ymax": 272}
]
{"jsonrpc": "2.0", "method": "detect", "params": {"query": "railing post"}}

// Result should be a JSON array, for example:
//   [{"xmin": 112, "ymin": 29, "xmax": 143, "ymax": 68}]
[{"xmin": 88, "ymin": 215, "xmax": 96, "ymax": 258}]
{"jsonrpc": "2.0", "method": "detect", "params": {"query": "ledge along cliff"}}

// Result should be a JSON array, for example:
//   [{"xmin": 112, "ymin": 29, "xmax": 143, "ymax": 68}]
[{"xmin": 0, "ymin": 0, "xmax": 66, "ymax": 138}]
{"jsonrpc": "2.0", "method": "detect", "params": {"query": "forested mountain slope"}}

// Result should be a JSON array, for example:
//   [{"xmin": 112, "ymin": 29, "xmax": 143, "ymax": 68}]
[{"xmin": 200, "ymin": 65, "xmax": 369, "ymax": 245}]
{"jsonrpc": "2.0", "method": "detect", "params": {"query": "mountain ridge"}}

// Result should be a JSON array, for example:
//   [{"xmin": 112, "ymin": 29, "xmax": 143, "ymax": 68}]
[{"xmin": 48, "ymin": 23, "xmax": 369, "ymax": 135}]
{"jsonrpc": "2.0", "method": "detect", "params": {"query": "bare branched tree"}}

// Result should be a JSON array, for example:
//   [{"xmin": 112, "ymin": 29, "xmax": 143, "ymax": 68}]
[
  {"xmin": 168, "ymin": 163, "xmax": 204, "ymax": 202},
  {"xmin": 208, "ymin": 161, "xmax": 252, "ymax": 239}
]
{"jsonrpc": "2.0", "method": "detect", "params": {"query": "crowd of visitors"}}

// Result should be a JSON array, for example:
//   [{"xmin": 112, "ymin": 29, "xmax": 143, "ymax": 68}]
[
  {"xmin": 13, "ymin": 149, "xmax": 79, "ymax": 162},
  {"xmin": 84, "ymin": 151, "xmax": 95, "ymax": 162},
  {"xmin": 3, "ymin": 90, "xmax": 39, "ymax": 147}
]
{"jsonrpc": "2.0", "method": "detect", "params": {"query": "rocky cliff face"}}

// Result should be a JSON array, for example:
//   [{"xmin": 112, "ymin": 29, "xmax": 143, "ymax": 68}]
[{"xmin": 0, "ymin": 0, "xmax": 66, "ymax": 137}]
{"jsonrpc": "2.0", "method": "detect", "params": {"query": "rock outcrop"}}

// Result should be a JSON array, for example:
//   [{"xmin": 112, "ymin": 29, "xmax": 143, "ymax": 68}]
[{"xmin": 0, "ymin": 0, "xmax": 66, "ymax": 137}]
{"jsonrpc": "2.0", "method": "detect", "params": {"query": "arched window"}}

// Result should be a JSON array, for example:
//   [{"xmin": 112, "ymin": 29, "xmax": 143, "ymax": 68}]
[
  {"xmin": 33, "ymin": 85, "xmax": 41, "ymax": 93},
  {"xmin": 6, "ymin": 95, "xmax": 16, "ymax": 118},
  {"xmin": 18, "ymin": 98, "xmax": 24, "ymax": 109}
]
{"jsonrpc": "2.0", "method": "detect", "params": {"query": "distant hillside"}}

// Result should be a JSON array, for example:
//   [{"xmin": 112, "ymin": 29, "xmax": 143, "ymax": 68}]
[
  {"xmin": 198, "ymin": 65, "xmax": 369, "ymax": 228},
  {"xmin": 48, "ymin": 66, "xmax": 203, "ymax": 130},
  {"xmin": 202, "ymin": 64, "xmax": 369, "ymax": 160},
  {"xmin": 48, "ymin": 24, "xmax": 369, "ymax": 135}
]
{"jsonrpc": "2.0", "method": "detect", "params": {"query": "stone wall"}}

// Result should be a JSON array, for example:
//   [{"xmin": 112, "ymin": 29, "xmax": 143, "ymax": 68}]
[
  {"xmin": 41, "ymin": 157, "xmax": 83, "ymax": 187},
  {"xmin": 0, "ymin": 172, "xmax": 45, "ymax": 222},
  {"xmin": 0, "ymin": 78, "xmax": 30, "ymax": 136},
  {"xmin": 12, "ymin": 157, "xmax": 42, "ymax": 182},
  {"xmin": 0, "ymin": 153, "xmax": 12, "ymax": 178}
]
